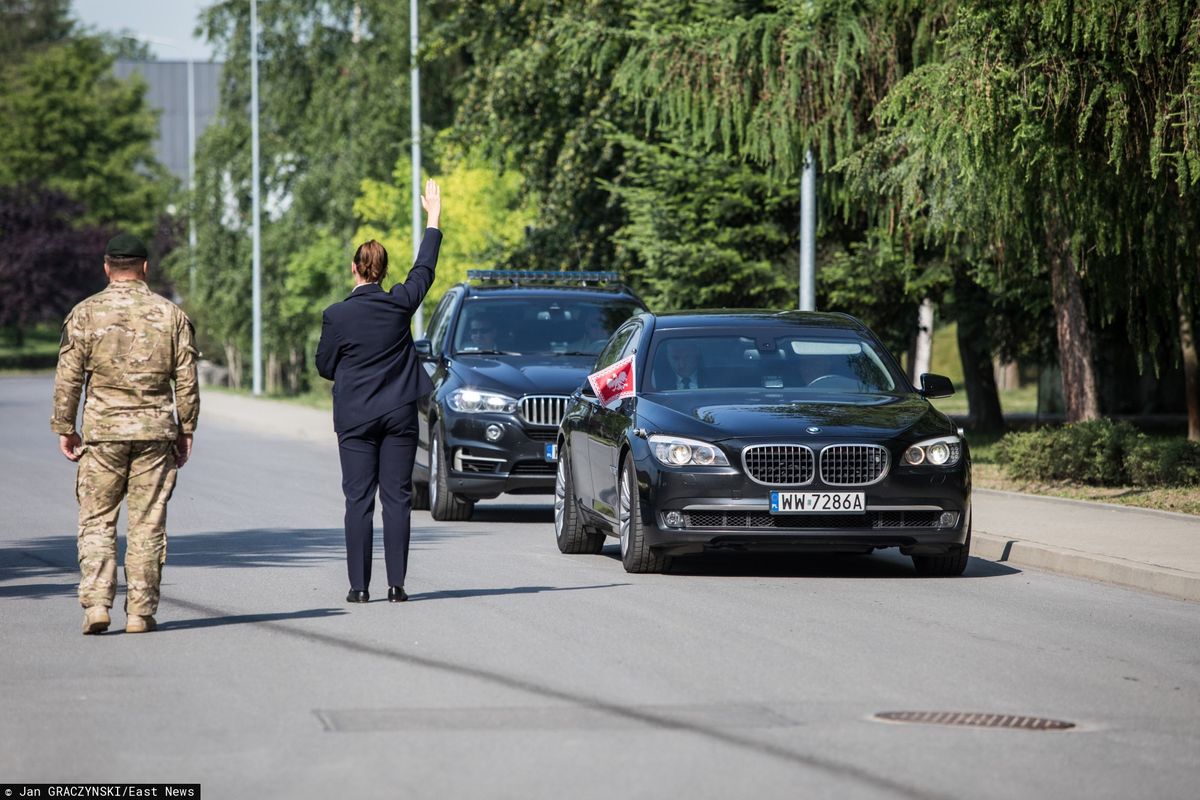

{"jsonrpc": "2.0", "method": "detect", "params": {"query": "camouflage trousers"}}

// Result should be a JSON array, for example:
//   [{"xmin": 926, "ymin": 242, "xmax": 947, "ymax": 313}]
[{"xmin": 76, "ymin": 440, "xmax": 177, "ymax": 615}]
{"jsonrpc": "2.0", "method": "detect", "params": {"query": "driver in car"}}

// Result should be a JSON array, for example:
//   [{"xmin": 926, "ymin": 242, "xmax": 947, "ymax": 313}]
[{"xmin": 465, "ymin": 315, "xmax": 499, "ymax": 351}]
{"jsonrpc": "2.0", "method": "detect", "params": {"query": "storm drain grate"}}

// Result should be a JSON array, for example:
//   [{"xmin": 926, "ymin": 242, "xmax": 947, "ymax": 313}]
[{"xmin": 874, "ymin": 711, "xmax": 1074, "ymax": 730}]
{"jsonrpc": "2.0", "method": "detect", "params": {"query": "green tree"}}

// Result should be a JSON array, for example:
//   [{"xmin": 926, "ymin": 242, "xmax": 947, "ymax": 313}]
[
  {"xmin": 354, "ymin": 146, "xmax": 535, "ymax": 312},
  {"xmin": 0, "ymin": 36, "xmax": 168, "ymax": 239}
]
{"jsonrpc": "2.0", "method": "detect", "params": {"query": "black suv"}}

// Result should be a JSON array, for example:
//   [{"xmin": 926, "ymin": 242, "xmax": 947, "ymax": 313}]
[{"xmin": 411, "ymin": 270, "xmax": 647, "ymax": 520}]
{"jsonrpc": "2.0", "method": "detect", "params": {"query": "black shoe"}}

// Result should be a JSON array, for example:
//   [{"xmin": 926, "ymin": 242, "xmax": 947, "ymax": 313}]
[
  {"xmin": 346, "ymin": 590, "xmax": 369, "ymax": 603},
  {"xmin": 388, "ymin": 586, "xmax": 408, "ymax": 603}
]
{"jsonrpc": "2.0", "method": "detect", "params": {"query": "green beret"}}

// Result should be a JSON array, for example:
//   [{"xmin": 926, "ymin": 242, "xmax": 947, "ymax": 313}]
[{"xmin": 105, "ymin": 233, "xmax": 148, "ymax": 259}]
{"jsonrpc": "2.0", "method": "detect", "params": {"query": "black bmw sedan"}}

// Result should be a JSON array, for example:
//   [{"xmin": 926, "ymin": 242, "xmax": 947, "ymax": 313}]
[{"xmin": 554, "ymin": 311, "xmax": 971, "ymax": 574}]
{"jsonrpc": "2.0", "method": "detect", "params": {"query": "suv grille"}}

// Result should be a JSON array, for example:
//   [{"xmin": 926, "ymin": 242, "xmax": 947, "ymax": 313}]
[
  {"xmin": 820, "ymin": 445, "xmax": 889, "ymax": 485},
  {"xmin": 519, "ymin": 395, "xmax": 570, "ymax": 427},
  {"xmin": 742, "ymin": 445, "xmax": 815, "ymax": 485}
]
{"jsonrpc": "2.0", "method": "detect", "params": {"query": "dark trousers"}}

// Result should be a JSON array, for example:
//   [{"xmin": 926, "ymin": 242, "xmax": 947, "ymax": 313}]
[{"xmin": 336, "ymin": 402, "xmax": 418, "ymax": 591}]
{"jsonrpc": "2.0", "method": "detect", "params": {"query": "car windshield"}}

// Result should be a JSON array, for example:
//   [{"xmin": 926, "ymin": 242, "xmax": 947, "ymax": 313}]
[
  {"xmin": 647, "ymin": 333, "xmax": 902, "ymax": 394},
  {"xmin": 454, "ymin": 298, "xmax": 643, "ymax": 356}
]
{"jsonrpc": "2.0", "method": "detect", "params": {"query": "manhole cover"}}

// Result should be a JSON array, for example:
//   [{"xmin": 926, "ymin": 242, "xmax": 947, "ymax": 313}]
[{"xmin": 874, "ymin": 711, "xmax": 1074, "ymax": 730}]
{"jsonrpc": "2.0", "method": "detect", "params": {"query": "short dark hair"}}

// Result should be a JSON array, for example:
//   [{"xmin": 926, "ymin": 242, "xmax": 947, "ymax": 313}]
[{"xmin": 104, "ymin": 255, "xmax": 145, "ymax": 271}]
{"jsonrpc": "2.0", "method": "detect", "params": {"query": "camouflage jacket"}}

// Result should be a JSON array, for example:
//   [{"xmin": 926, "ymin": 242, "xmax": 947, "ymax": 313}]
[{"xmin": 51, "ymin": 280, "xmax": 200, "ymax": 441}]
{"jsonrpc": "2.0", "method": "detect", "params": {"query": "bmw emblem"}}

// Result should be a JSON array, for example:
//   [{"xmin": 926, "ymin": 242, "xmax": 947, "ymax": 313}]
[{"xmin": 806, "ymin": 426, "xmax": 821, "ymax": 434}]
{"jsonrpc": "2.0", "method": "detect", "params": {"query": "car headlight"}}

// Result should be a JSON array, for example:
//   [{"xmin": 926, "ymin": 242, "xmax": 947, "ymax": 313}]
[
  {"xmin": 648, "ymin": 435, "xmax": 729, "ymax": 467},
  {"xmin": 902, "ymin": 435, "xmax": 962, "ymax": 467},
  {"xmin": 447, "ymin": 388, "xmax": 518, "ymax": 414}
]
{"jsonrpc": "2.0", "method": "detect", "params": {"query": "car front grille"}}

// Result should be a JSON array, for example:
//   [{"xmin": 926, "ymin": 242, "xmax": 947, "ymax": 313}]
[
  {"xmin": 819, "ymin": 444, "xmax": 889, "ymax": 486},
  {"xmin": 523, "ymin": 428, "xmax": 557, "ymax": 442},
  {"xmin": 510, "ymin": 460, "xmax": 556, "ymax": 476},
  {"xmin": 741, "ymin": 445, "xmax": 815, "ymax": 485},
  {"xmin": 519, "ymin": 395, "xmax": 570, "ymax": 428},
  {"xmin": 682, "ymin": 510, "xmax": 945, "ymax": 529}
]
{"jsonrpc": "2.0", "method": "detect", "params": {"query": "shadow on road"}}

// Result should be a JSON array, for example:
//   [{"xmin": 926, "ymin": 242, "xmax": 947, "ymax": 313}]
[
  {"xmin": 156, "ymin": 607, "xmax": 347, "ymax": 632},
  {"xmin": 408, "ymin": 583, "xmax": 630, "ymax": 602},
  {"xmin": 0, "ymin": 526, "xmax": 488, "ymax": 578},
  {"xmin": 465, "ymin": 504, "xmax": 554, "ymax": 524},
  {"xmin": 607, "ymin": 548, "xmax": 1020, "ymax": 579},
  {"xmin": 0, "ymin": 581, "xmax": 75, "ymax": 600}
]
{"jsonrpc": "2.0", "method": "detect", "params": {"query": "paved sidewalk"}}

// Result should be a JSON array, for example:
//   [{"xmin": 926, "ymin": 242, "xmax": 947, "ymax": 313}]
[
  {"xmin": 972, "ymin": 490, "xmax": 1200, "ymax": 602},
  {"xmin": 202, "ymin": 390, "xmax": 1200, "ymax": 602}
]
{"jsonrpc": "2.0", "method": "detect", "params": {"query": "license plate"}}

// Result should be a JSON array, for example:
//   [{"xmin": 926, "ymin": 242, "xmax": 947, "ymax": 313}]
[
  {"xmin": 544, "ymin": 443, "xmax": 558, "ymax": 462},
  {"xmin": 770, "ymin": 491, "xmax": 865, "ymax": 514}
]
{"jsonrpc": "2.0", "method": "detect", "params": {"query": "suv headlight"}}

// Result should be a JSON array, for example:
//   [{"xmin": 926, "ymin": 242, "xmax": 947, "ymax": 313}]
[
  {"xmin": 447, "ymin": 388, "xmax": 518, "ymax": 414},
  {"xmin": 902, "ymin": 435, "xmax": 963, "ymax": 467},
  {"xmin": 648, "ymin": 435, "xmax": 729, "ymax": 467}
]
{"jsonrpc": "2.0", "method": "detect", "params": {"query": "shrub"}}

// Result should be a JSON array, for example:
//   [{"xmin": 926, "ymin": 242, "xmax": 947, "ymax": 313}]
[
  {"xmin": 996, "ymin": 420, "xmax": 1138, "ymax": 485},
  {"xmin": 1125, "ymin": 437, "xmax": 1200, "ymax": 487}
]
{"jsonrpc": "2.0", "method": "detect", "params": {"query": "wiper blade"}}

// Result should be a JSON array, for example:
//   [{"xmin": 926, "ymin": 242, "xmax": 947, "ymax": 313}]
[
  {"xmin": 459, "ymin": 349, "xmax": 522, "ymax": 356},
  {"xmin": 551, "ymin": 351, "xmax": 597, "ymax": 356}
]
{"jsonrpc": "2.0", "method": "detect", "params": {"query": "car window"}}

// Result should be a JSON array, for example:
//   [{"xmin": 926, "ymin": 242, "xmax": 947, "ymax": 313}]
[
  {"xmin": 646, "ymin": 333, "xmax": 900, "ymax": 393},
  {"xmin": 453, "ymin": 297, "xmax": 643, "ymax": 356},
  {"xmin": 425, "ymin": 292, "xmax": 457, "ymax": 354},
  {"xmin": 593, "ymin": 323, "xmax": 639, "ymax": 371}
]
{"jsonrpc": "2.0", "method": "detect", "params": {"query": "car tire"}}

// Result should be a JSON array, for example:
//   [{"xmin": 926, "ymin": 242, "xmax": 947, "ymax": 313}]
[
  {"xmin": 912, "ymin": 521, "xmax": 971, "ymax": 577},
  {"xmin": 555, "ymin": 448, "xmax": 604, "ymax": 554},
  {"xmin": 618, "ymin": 453, "xmax": 670, "ymax": 574},
  {"xmin": 411, "ymin": 479, "xmax": 430, "ymax": 511},
  {"xmin": 429, "ymin": 429, "xmax": 474, "ymax": 521}
]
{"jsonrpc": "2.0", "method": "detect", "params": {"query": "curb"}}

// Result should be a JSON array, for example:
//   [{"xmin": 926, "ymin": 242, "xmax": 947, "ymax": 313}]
[
  {"xmin": 975, "ymin": 487, "xmax": 1200, "ymax": 523},
  {"xmin": 972, "ymin": 531, "xmax": 1200, "ymax": 603}
]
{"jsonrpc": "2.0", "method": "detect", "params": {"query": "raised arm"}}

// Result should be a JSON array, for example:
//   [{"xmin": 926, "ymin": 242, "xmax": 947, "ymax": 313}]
[{"xmin": 390, "ymin": 178, "xmax": 442, "ymax": 312}]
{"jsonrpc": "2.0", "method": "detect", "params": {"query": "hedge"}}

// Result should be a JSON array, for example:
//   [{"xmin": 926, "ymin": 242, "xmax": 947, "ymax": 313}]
[{"xmin": 995, "ymin": 420, "xmax": 1199, "ymax": 487}]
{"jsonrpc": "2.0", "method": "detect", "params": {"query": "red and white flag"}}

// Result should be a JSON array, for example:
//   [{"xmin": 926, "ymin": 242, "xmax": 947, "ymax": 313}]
[{"xmin": 588, "ymin": 354, "xmax": 636, "ymax": 407}]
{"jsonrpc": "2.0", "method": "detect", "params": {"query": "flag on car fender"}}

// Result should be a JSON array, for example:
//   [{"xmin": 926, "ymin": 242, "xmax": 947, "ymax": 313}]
[{"xmin": 588, "ymin": 354, "xmax": 635, "ymax": 407}]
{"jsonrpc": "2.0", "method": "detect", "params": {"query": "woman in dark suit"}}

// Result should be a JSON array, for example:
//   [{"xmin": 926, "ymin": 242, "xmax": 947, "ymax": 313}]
[{"xmin": 315, "ymin": 179, "xmax": 441, "ymax": 604}]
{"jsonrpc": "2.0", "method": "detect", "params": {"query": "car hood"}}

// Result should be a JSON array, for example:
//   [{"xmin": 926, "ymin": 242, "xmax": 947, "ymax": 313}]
[
  {"xmin": 451, "ymin": 354, "xmax": 595, "ymax": 397},
  {"xmin": 636, "ymin": 391, "xmax": 950, "ymax": 441}
]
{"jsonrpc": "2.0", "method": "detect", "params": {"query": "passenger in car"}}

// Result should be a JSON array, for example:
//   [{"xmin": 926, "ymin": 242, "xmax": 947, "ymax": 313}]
[{"xmin": 659, "ymin": 339, "xmax": 707, "ymax": 390}]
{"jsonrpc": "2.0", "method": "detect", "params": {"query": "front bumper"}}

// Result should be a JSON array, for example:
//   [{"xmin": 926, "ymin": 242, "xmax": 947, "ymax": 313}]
[
  {"xmin": 633, "ymin": 450, "xmax": 971, "ymax": 557},
  {"xmin": 442, "ymin": 412, "xmax": 558, "ymax": 499}
]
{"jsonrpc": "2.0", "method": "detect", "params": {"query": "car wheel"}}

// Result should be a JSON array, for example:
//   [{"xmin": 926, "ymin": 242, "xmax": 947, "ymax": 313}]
[
  {"xmin": 411, "ymin": 478, "xmax": 430, "ymax": 511},
  {"xmin": 912, "ymin": 520, "xmax": 971, "ymax": 577},
  {"xmin": 618, "ymin": 453, "xmax": 669, "ymax": 574},
  {"xmin": 429, "ymin": 429, "xmax": 474, "ymax": 521},
  {"xmin": 555, "ymin": 448, "xmax": 604, "ymax": 554}
]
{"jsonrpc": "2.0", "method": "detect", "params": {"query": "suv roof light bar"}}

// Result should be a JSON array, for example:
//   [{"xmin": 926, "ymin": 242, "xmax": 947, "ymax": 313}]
[{"xmin": 467, "ymin": 269, "xmax": 621, "ymax": 286}]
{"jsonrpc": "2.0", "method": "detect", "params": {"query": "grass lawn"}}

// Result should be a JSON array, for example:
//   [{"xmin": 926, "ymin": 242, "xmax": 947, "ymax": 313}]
[
  {"xmin": 205, "ymin": 383, "xmax": 333, "ymax": 410},
  {"xmin": 962, "ymin": 429, "xmax": 1199, "ymax": 516},
  {"xmin": 0, "ymin": 324, "xmax": 60, "ymax": 373}
]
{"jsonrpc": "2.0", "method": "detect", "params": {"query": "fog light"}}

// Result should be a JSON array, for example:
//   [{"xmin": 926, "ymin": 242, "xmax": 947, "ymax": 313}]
[
  {"xmin": 485, "ymin": 424, "xmax": 503, "ymax": 442},
  {"xmin": 664, "ymin": 511, "xmax": 684, "ymax": 528},
  {"xmin": 938, "ymin": 512, "xmax": 958, "ymax": 528}
]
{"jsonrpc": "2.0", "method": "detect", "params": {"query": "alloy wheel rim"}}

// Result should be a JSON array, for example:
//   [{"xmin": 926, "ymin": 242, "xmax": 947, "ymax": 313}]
[
  {"xmin": 619, "ymin": 467, "xmax": 632, "ymax": 558},
  {"xmin": 553, "ymin": 457, "xmax": 566, "ymax": 538},
  {"xmin": 430, "ymin": 437, "xmax": 440, "ymax": 508}
]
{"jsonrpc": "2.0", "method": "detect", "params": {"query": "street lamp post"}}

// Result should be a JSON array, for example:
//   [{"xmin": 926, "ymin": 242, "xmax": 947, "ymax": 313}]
[
  {"xmin": 799, "ymin": 149, "xmax": 816, "ymax": 312},
  {"xmin": 250, "ymin": 0, "xmax": 264, "ymax": 395},
  {"xmin": 410, "ymin": 0, "xmax": 424, "ymax": 336}
]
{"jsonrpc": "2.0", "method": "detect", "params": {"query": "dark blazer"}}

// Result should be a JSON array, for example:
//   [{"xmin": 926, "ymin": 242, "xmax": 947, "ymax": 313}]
[{"xmin": 315, "ymin": 228, "xmax": 441, "ymax": 433}]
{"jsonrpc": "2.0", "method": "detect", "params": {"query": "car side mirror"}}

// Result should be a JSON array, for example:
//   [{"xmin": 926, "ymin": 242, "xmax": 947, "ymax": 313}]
[
  {"xmin": 414, "ymin": 338, "xmax": 432, "ymax": 359},
  {"xmin": 919, "ymin": 373, "xmax": 954, "ymax": 399}
]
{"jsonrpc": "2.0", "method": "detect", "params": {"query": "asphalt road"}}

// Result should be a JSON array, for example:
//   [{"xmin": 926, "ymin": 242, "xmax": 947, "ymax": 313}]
[{"xmin": 2, "ymin": 376, "xmax": 1198, "ymax": 799}]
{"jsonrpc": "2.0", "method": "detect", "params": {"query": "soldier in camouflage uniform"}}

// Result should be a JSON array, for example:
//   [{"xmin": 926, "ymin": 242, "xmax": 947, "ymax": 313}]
[{"xmin": 51, "ymin": 233, "xmax": 200, "ymax": 635}]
